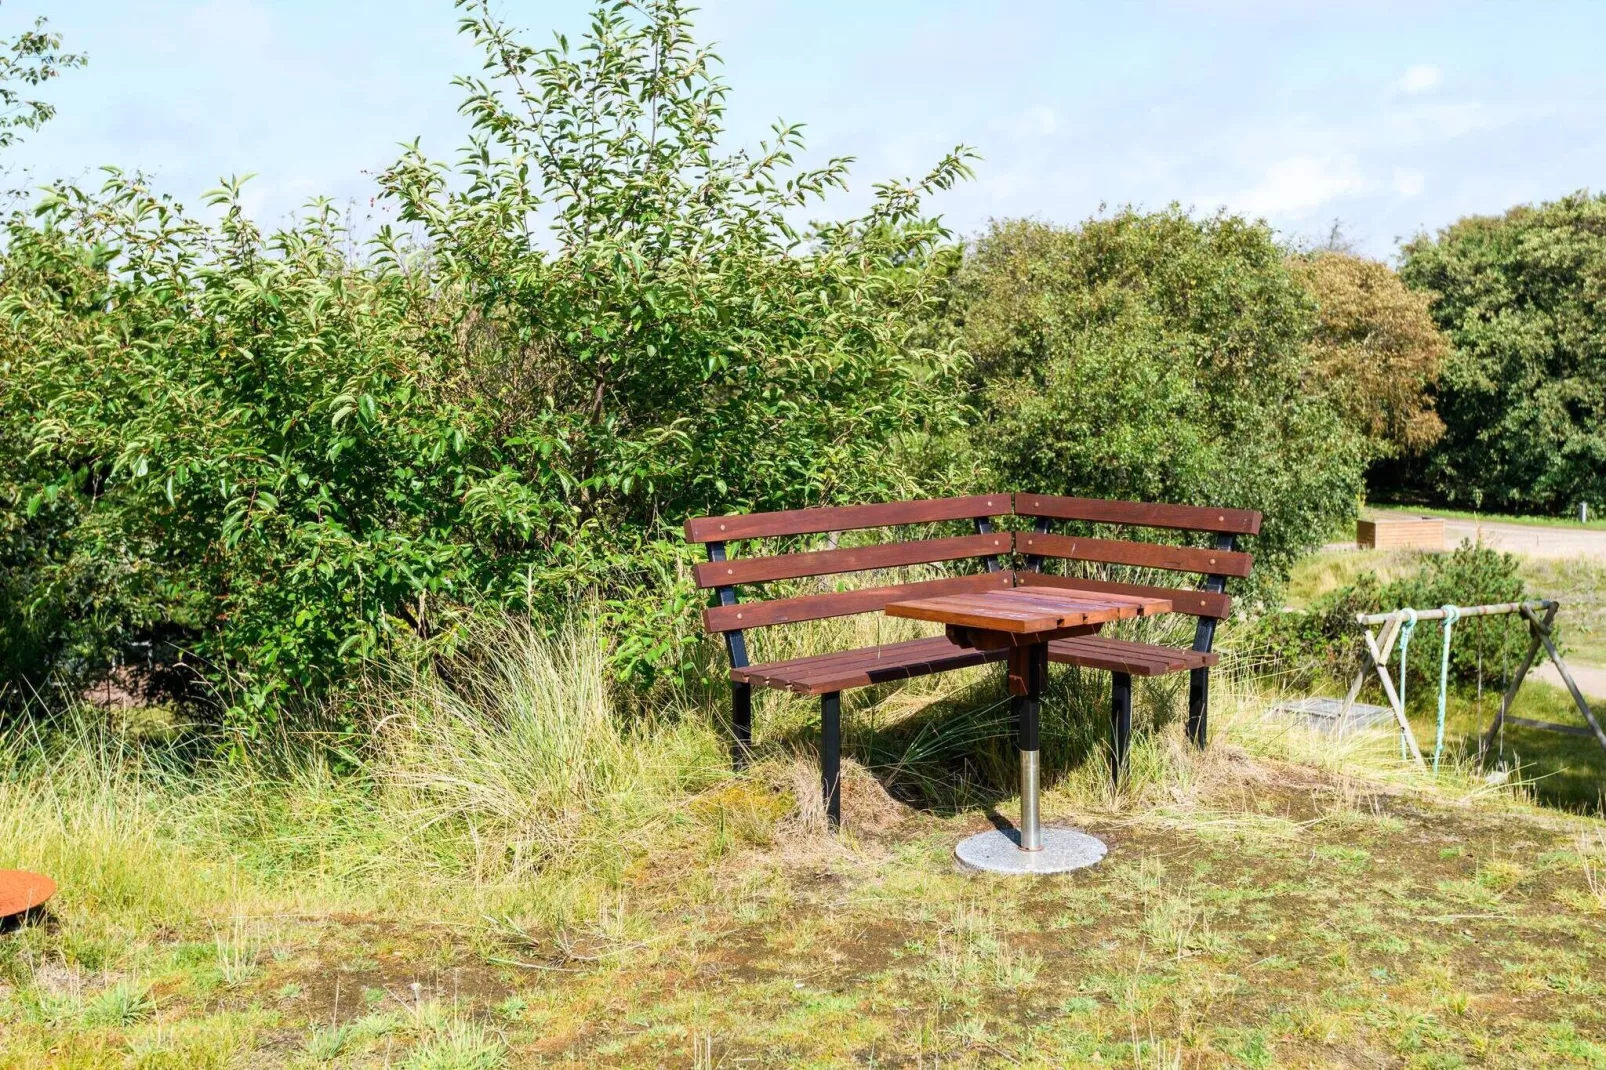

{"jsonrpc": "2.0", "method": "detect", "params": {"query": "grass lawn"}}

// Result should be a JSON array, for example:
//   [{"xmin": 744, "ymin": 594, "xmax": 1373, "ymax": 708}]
[
  {"xmin": 1369, "ymin": 502, "xmax": 1606, "ymax": 532},
  {"xmin": 12, "ymin": 753, "xmax": 1605, "ymax": 1069},
  {"xmin": 1520, "ymin": 558, "xmax": 1606, "ymax": 667},
  {"xmin": 3, "ymin": 622, "xmax": 1606, "ymax": 1068}
]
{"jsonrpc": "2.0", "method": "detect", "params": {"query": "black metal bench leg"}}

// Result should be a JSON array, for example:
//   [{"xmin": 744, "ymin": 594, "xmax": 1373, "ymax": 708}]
[
  {"xmin": 821, "ymin": 691, "xmax": 842, "ymax": 829},
  {"xmin": 1187, "ymin": 667, "xmax": 1209, "ymax": 749},
  {"xmin": 1110, "ymin": 672, "xmax": 1132, "ymax": 786},
  {"xmin": 731, "ymin": 681, "xmax": 753, "ymax": 768}
]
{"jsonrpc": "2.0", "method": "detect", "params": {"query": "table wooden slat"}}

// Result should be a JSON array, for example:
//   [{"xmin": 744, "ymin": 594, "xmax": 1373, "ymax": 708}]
[{"xmin": 885, "ymin": 587, "xmax": 1170, "ymax": 635}]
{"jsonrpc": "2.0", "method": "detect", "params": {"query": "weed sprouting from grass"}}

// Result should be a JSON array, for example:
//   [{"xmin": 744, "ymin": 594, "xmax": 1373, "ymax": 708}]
[
  {"xmin": 1579, "ymin": 829, "xmax": 1606, "ymax": 910},
  {"xmin": 399, "ymin": 1008, "xmax": 507, "ymax": 1070},
  {"xmin": 303, "ymin": 1021, "xmax": 352, "ymax": 1061},
  {"xmin": 80, "ymin": 979, "xmax": 154, "ymax": 1027},
  {"xmin": 212, "ymin": 915, "xmax": 262, "ymax": 988}
]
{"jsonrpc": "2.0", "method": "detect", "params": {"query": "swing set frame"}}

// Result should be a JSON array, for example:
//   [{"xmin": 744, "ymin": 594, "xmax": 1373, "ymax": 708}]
[{"xmin": 1340, "ymin": 599, "xmax": 1606, "ymax": 768}]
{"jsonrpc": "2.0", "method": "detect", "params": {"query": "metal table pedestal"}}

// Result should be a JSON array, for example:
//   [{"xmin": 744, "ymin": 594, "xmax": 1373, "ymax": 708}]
[{"xmin": 953, "ymin": 642, "xmax": 1107, "ymax": 875}]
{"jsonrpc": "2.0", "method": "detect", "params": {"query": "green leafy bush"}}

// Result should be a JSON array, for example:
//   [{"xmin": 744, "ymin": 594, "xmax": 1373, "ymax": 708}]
[
  {"xmin": 0, "ymin": 0, "xmax": 972, "ymax": 721},
  {"xmin": 950, "ymin": 212, "xmax": 1368, "ymax": 595},
  {"xmin": 1251, "ymin": 543, "xmax": 1530, "ymax": 694},
  {"xmin": 1392, "ymin": 191, "xmax": 1606, "ymax": 513}
]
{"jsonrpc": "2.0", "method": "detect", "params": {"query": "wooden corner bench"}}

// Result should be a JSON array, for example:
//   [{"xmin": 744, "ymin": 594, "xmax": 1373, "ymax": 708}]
[{"xmin": 685, "ymin": 493, "xmax": 1260, "ymax": 826}]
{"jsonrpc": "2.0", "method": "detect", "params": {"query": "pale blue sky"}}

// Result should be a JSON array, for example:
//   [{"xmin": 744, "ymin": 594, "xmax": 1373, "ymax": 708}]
[{"xmin": 7, "ymin": 1, "xmax": 1604, "ymax": 258}]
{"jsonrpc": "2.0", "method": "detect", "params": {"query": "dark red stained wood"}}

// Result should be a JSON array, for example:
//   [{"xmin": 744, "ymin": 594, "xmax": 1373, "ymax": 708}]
[
  {"xmin": 684, "ymin": 494, "xmax": 1010, "ymax": 543},
  {"xmin": 731, "ymin": 635, "xmax": 1007, "ymax": 695},
  {"xmin": 1047, "ymin": 635, "xmax": 1218, "ymax": 677},
  {"xmin": 691, "ymin": 533, "xmax": 1007, "ymax": 589},
  {"xmin": 1016, "ymin": 493, "xmax": 1262, "ymax": 536},
  {"xmin": 702, "ymin": 571, "xmax": 1012, "ymax": 633},
  {"xmin": 885, "ymin": 587, "xmax": 1170, "ymax": 634},
  {"xmin": 0, "ymin": 869, "xmax": 55, "ymax": 918},
  {"xmin": 1015, "ymin": 571, "xmax": 1232, "ymax": 619},
  {"xmin": 1018, "ymin": 532, "xmax": 1254, "ymax": 578},
  {"xmin": 948, "ymin": 622, "xmax": 1101, "ymax": 650}
]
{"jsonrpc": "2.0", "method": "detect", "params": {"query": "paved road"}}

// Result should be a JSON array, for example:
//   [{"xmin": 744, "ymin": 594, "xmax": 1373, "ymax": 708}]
[
  {"xmin": 1532, "ymin": 660, "xmax": 1606, "ymax": 701},
  {"xmin": 1442, "ymin": 518, "xmax": 1606, "ymax": 695},
  {"xmin": 1442, "ymin": 518, "xmax": 1606, "ymax": 560}
]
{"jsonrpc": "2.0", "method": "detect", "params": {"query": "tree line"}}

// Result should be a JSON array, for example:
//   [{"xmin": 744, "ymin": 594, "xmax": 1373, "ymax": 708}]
[{"xmin": 1, "ymin": 1, "xmax": 1601, "ymax": 726}]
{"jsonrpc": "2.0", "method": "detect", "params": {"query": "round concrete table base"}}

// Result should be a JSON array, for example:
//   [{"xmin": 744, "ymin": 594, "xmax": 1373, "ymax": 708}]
[{"xmin": 954, "ymin": 827, "xmax": 1107, "ymax": 875}]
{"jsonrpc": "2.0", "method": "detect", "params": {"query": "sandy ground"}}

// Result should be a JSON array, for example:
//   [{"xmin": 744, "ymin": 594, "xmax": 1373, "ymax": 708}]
[{"xmin": 1442, "ymin": 517, "xmax": 1606, "ymax": 560}]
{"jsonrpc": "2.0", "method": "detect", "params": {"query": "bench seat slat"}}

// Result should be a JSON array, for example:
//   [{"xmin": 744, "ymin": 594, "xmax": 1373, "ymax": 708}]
[
  {"xmin": 1015, "ymin": 571, "xmax": 1232, "ymax": 619},
  {"xmin": 703, "ymin": 572, "xmax": 1012, "ymax": 633},
  {"xmin": 732, "ymin": 635, "xmax": 1007, "ymax": 695},
  {"xmin": 1017, "ymin": 493, "xmax": 1262, "ymax": 536},
  {"xmin": 685, "ymin": 494, "xmax": 1010, "ymax": 543},
  {"xmin": 1018, "ymin": 532, "xmax": 1254, "ymax": 578},
  {"xmin": 692, "ymin": 532, "xmax": 1008, "ymax": 589},
  {"xmin": 1047, "ymin": 636, "xmax": 1219, "ymax": 677}
]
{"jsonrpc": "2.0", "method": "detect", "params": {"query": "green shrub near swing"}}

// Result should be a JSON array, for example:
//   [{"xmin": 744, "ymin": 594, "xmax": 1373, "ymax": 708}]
[{"xmin": 1251, "ymin": 542, "xmax": 1531, "ymax": 695}]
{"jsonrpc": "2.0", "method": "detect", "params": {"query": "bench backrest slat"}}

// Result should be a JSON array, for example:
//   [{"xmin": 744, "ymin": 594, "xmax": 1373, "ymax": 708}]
[
  {"xmin": 704, "ymin": 572, "xmax": 1012, "ymax": 633},
  {"xmin": 692, "ymin": 532, "xmax": 1008, "ymax": 589},
  {"xmin": 1017, "ymin": 531, "xmax": 1254, "ymax": 578},
  {"xmin": 685, "ymin": 493, "xmax": 1010, "ymax": 543},
  {"xmin": 1015, "ymin": 571, "xmax": 1232, "ymax": 619},
  {"xmin": 1017, "ymin": 493, "xmax": 1262, "ymax": 536}
]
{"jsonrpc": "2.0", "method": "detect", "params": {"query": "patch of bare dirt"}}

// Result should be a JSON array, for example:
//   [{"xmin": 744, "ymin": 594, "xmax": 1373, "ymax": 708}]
[{"xmin": 252, "ymin": 915, "xmax": 516, "ymax": 1023}]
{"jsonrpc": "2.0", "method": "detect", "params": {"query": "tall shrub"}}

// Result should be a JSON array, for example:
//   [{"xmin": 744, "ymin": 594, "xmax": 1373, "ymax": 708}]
[
  {"xmin": 953, "ymin": 212, "xmax": 1367, "ymax": 593},
  {"xmin": 0, "ymin": 0, "xmax": 973, "ymax": 721},
  {"xmin": 1394, "ymin": 191, "xmax": 1606, "ymax": 512},
  {"xmin": 1288, "ymin": 251, "xmax": 1448, "ymax": 460}
]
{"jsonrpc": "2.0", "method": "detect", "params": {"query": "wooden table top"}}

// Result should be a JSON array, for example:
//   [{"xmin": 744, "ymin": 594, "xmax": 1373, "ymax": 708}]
[{"xmin": 885, "ymin": 586, "xmax": 1171, "ymax": 635}]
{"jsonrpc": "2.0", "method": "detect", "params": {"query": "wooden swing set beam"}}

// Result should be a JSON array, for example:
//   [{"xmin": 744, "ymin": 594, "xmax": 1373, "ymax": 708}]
[
  {"xmin": 1356, "ymin": 600, "xmax": 1555, "ymax": 626},
  {"xmin": 1342, "ymin": 599, "xmax": 1606, "ymax": 769}
]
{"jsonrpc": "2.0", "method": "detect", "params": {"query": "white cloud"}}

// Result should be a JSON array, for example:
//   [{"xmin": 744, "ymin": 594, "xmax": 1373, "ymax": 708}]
[
  {"xmin": 1397, "ymin": 65, "xmax": 1443, "ymax": 95},
  {"xmin": 1392, "ymin": 168, "xmax": 1426, "ymax": 197},
  {"xmin": 1221, "ymin": 155, "xmax": 1375, "ymax": 220}
]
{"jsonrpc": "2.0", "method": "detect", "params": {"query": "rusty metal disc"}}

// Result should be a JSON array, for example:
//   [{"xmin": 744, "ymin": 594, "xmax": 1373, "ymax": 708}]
[{"xmin": 0, "ymin": 870, "xmax": 56, "ymax": 918}]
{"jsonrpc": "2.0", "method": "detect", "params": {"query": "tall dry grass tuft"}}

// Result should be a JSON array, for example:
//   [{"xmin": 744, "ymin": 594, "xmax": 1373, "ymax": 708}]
[
  {"xmin": 367, "ymin": 615, "xmax": 726, "ymax": 896},
  {"xmin": 0, "ymin": 617, "xmax": 731, "ymax": 931},
  {"xmin": 0, "ymin": 719, "xmax": 210, "ymax": 927},
  {"xmin": 0, "ymin": 609, "xmax": 1556, "ymax": 947}
]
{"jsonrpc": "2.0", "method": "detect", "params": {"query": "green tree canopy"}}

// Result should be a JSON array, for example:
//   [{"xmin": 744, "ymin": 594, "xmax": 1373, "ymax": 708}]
[
  {"xmin": 951, "ymin": 211, "xmax": 1367, "ymax": 589},
  {"xmin": 1395, "ymin": 191, "xmax": 1606, "ymax": 512}
]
